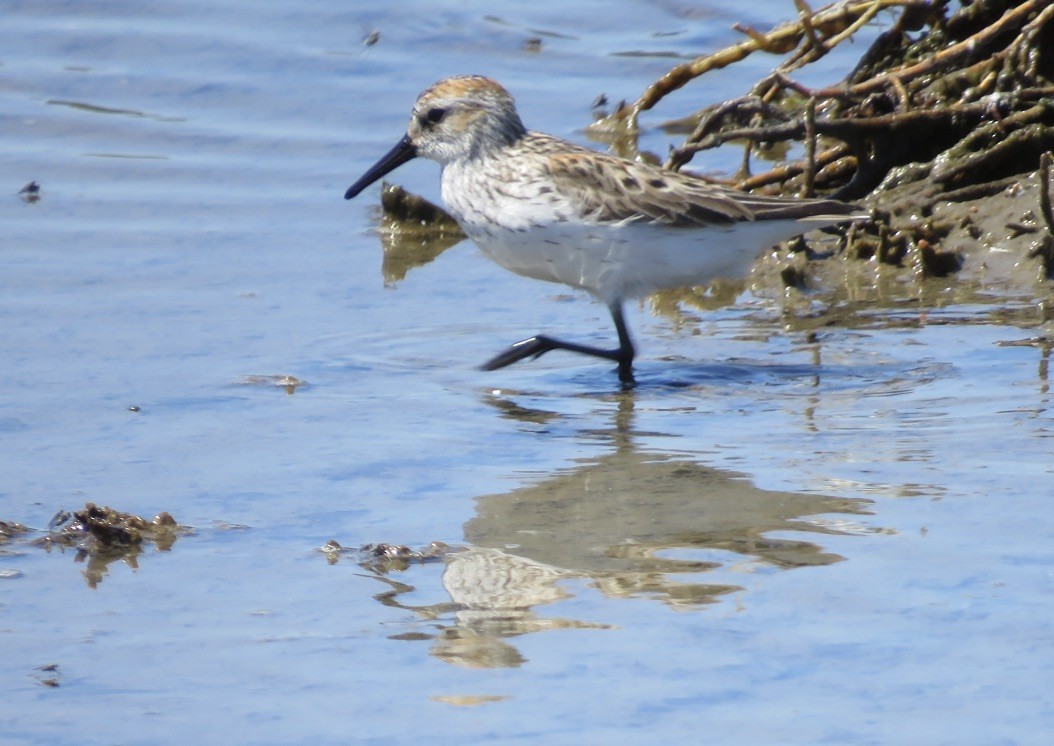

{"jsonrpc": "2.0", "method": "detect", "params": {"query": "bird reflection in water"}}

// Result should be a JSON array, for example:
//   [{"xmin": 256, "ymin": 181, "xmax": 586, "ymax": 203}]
[{"xmin": 351, "ymin": 392, "xmax": 883, "ymax": 669}]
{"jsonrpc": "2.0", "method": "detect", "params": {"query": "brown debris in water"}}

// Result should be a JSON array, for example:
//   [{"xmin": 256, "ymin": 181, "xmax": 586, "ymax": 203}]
[
  {"xmin": 320, "ymin": 538, "xmax": 459, "ymax": 572},
  {"xmin": 1, "ymin": 519, "xmax": 31, "ymax": 544},
  {"xmin": 20, "ymin": 503, "xmax": 190, "ymax": 588},
  {"xmin": 39, "ymin": 502, "xmax": 181, "ymax": 549},
  {"xmin": 18, "ymin": 180, "xmax": 41, "ymax": 203},
  {"xmin": 375, "ymin": 181, "xmax": 465, "ymax": 284},
  {"xmin": 30, "ymin": 663, "xmax": 62, "ymax": 688},
  {"xmin": 239, "ymin": 374, "xmax": 306, "ymax": 395},
  {"xmin": 379, "ymin": 181, "xmax": 462, "ymax": 230}
]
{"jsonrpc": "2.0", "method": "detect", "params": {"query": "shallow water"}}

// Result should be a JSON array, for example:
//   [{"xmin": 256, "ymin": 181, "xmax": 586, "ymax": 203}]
[{"xmin": 2, "ymin": 1, "xmax": 1054, "ymax": 743}]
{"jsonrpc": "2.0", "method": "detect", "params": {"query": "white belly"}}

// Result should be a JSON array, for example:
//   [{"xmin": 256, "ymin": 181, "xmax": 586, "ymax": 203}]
[{"xmin": 459, "ymin": 217, "xmax": 822, "ymax": 305}]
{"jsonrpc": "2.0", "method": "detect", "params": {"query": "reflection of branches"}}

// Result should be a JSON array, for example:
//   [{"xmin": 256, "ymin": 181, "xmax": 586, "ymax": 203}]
[
  {"xmin": 75, "ymin": 544, "xmax": 144, "ymax": 590},
  {"xmin": 367, "ymin": 572, "xmax": 460, "ymax": 618}
]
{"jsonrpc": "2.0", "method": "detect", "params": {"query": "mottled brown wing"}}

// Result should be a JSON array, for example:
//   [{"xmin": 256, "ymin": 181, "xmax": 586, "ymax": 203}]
[
  {"xmin": 545, "ymin": 148, "xmax": 857, "ymax": 227},
  {"xmin": 546, "ymin": 152, "xmax": 751, "ymax": 226}
]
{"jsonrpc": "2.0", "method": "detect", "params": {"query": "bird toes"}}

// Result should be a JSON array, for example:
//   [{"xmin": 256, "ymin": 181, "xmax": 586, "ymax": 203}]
[{"xmin": 479, "ymin": 336, "xmax": 558, "ymax": 371}]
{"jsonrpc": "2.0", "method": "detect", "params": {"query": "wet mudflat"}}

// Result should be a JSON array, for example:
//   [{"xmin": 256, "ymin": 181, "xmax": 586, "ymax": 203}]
[{"xmin": 2, "ymin": 1, "xmax": 1053, "ymax": 743}]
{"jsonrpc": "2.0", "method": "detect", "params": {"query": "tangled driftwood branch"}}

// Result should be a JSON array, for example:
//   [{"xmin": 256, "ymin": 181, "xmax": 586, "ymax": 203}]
[
  {"xmin": 593, "ymin": 0, "xmax": 1054, "ymax": 205},
  {"xmin": 594, "ymin": 0, "xmax": 929, "ymax": 133}
]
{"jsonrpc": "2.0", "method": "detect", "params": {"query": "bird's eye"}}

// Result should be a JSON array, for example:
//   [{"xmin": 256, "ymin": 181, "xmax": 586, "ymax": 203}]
[{"xmin": 424, "ymin": 107, "xmax": 447, "ymax": 124}]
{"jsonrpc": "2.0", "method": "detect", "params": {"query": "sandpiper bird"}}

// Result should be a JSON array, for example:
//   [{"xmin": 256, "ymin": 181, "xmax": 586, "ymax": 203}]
[{"xmin": 345, "ymin": 75, "xmax": 859, "ymax": 383}]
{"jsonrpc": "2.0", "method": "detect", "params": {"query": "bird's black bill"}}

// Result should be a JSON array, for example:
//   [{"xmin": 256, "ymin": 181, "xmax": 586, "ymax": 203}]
[{"xmin": 344, "ymin": 134, "xmax": 418, "ymax": 200}]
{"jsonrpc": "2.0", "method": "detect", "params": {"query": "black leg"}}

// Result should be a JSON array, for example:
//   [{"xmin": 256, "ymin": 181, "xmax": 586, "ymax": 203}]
[
  {"xmin": 480, "ymin": 302, "xmax": 635, "ymax": 383},
  {"xmin": 609, "ymin": 302, "xmax": 635, "ymax": 384}
]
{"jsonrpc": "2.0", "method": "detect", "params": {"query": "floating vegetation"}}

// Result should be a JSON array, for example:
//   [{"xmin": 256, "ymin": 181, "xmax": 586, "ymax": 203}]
[
  {"xmin": 4, "ymin": 504, "xmax": 193, "ymax": 588},
  {"xmin": 46, "ymin": 98, "xmax": 185, "ymax": 122},
  {"xmin": 319, "ymin": 539, "xmax": 459, "ymax": 572},
  {"xmin": 17, "ymin": 180, "xmax": 40, "ymax": 203},
  {"xmin": 239, "ymin": 374, "xmax": 307, "ymax": 394}
]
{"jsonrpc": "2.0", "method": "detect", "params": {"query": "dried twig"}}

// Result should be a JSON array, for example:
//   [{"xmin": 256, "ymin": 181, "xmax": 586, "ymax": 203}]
[
  {"xmin": 591, "ymin": 0, "xmax": 932, "ymax": 134},
  {"xmin": 802, "ymin": 97, "xmax": 818, "ymax": 198},
  {"xmin": 809, "ymin": 0, "xmax": 1049, "ymax": 100},
  {"xmin": 1039, "ymin": 152, "xmax": 1054, "ymax": 239},
  {"xmin": 1028, "ymin": 151, "xmax": 1054, "ymax": 276}
]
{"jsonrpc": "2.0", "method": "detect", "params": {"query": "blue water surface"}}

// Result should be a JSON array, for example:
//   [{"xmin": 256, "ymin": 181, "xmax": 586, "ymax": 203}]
[{"xmin": 2, "ymin": 1, "xmax": 1053, "ymax": 743}]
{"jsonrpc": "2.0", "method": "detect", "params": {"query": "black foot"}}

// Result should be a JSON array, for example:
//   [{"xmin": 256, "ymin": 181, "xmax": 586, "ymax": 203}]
[
  {"xmin": 480, "ymin": 334, "xmax": 635, "ymax": 384},
  {"xmin": 480, "ymin": 335, "xmax": 567, "ymax": 371}
]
